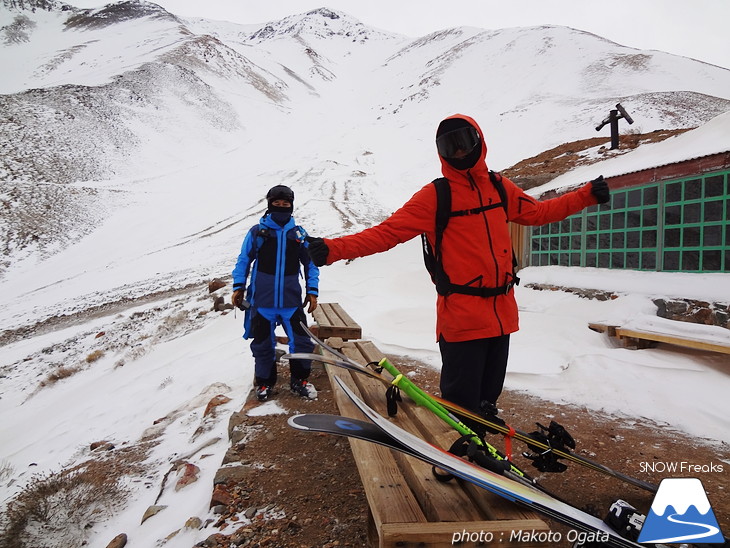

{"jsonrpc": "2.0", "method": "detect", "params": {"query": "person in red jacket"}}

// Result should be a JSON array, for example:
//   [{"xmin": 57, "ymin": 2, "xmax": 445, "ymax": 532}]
[{"xmin": 308, "ymin": 114, "xmax": 609, "ymax": 420}]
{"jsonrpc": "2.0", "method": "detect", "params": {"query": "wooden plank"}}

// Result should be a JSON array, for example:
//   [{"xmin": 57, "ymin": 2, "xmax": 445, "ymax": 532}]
[
  {"xmin": 325, "ymin": 365, "xmax": 428, "ymax": 531},
  {"xmin": 330, "ymin": 302, "xmax": 360, "ymax": 328},
  {"xmin": 352, "ymin": 339, "xmax": 541, "ymax": 521},
  {"xmin": 588, "ymin": 322, "xmax": 618, "ymax": 337},
  {"xmin": 313, "ymin": 303, "xmax": 334, "ymax": 329},
  {"xmin": 590, "ymin": 321, "xmax": 730, "ymax": 355},
  {"xmin": 404, "ymin": 395, "xmax": 537, "ymax": 522},
  {"xmin": 615, "ymin": 327, "xmax": 730, "ymax": 355},
  {"xmin": 313, "ymin": 302, "xmax": 362, "ymax": 340},
  {"xmin": 346, "ymin": 368, "xmax": 485, "ymax": 523},
  {"xmin": 322, "ymin": 327, "xmax": 550, "ymax": 547},
  {"xmin": 341, "ymin": 341, "xmax": 544, "ymax": 523},
  {"xmin": 380, "ymin": 519, "xmax": 552, "ymax": 548}
]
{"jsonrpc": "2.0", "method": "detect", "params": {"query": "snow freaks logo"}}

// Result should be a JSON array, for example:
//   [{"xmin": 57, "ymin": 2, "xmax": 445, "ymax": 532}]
[{"xmin": 638, "ymin": 478, "xmax": 725, "ymax": 544}]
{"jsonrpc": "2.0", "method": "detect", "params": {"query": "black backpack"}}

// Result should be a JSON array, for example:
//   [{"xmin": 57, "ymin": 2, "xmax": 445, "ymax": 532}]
[{"xmin": 421, "ymin": 171, "xmax": 520, "ymax": 297}]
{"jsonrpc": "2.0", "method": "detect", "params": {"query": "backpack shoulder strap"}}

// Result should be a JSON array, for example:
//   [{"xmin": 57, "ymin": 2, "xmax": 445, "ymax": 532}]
[
  {"xmin": 248, "ymin": 223, "xmax": 275, "ymax": 259},
  {"xmin": 489, "ymin": 170, "xmax": 520, "ymax": 276},
  {"xmin": 421, "ymin": 178, "xmax": 449, "ymax": 290},
  {"xmin": 432, "ymin": 177, "xmax": 450, "ymax": 256},
  {"xmin": 489, "ymin": 170, "xmax": 508, "ymax": 216}
]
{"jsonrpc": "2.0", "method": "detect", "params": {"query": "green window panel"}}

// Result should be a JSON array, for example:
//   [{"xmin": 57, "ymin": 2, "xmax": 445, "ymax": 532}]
[{"xmin": 528, "ymin": 170, "xmax": 729, "ymax": 273}]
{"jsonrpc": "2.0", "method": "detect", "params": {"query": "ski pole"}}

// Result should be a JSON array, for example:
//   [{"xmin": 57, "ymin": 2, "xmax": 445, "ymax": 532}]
[{"xmin": 379, "ymin": 358, "xmax": 524, "ymax": 477}]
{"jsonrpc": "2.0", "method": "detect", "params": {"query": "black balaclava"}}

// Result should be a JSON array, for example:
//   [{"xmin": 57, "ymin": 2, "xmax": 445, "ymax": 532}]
[
  {"xmin": 266, "ymin": 185, "xmax": 294, "ymax": 226},
  {"xmin": 436, "ymin": 118, "xmax": 482, "ymax": 170}
]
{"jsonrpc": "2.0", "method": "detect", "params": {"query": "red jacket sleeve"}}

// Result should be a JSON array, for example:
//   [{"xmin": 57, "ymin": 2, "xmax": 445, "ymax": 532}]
[
  {"xmin": 505, "ymin": 178, "xmax": 599, "ymax": 226},
  {"xmin": 325, "ymin": 183, "xmax": 436, "ymax": 264}
]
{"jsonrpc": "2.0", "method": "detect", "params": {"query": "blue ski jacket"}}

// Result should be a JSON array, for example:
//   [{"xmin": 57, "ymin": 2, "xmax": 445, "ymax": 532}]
[{"xmin": 232, "ymin": 214, "xmax": 319, "ymax": 310}]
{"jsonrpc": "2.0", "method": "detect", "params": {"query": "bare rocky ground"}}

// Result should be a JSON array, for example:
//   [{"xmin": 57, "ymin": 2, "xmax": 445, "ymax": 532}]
[
  {"xmin": 198, "ymin": 354, "xmax": 729, "ymax": 548},
  {"xmin": 501, "ymin": 128, "xmax": 691, "ymax": 190}
]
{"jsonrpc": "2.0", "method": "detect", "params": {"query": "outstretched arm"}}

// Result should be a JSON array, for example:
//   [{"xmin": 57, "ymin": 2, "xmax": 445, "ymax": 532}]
[
  {"xmin": 507, "ymin": 176, "xmax": 608, "ymax": 226},
  {"xmin": 310, "ymin": 184, "xmax": 436, "ymax": 266}
]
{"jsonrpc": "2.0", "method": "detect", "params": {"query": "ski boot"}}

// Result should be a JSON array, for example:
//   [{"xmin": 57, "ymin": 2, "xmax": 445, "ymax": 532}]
[{"xmin": 290, "ymin": 378, "xmax": 317, "ymax": 400}]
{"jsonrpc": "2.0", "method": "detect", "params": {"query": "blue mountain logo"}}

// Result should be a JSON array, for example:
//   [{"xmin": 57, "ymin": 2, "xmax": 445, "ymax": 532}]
[{"xmin": 639, "ymin": 478, "xmax": 725, "ymax": 544}]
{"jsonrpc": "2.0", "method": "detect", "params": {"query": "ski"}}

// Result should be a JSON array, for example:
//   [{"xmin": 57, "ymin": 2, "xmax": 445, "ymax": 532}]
[
  {"xmin": 290, "ymin": 375, "xmax": 643, "ymax": 548},
  {"xmin": 290, "ymin": 337, "xmax": 535, "ymax": 484},
  {"xmin": 289, "ymin": 413, "xmax": 418, "ymax": 455},
  {"xmin": 288, "ymin": 323, "xmax": 658, "ymax": 493}
]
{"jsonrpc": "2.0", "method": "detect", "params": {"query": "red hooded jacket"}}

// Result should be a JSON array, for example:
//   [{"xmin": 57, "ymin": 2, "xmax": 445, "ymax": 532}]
[{"xmin": 324, "ymin": 114, "xmax": 599, "ymax": 342}]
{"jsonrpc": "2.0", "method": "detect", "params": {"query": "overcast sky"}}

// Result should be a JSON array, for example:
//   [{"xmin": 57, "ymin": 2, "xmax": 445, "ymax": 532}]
[{"xmin": 73, "ymin": 0, "xmax": 730, "ymax": 70}]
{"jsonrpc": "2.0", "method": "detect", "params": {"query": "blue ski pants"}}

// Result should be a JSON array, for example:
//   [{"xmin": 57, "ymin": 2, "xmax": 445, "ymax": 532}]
[{"xmin": 249, "ymin": 307, "xmax": 314, "ymax": 386}]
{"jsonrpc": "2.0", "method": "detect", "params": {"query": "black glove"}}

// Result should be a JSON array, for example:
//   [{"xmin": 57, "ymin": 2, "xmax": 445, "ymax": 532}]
[
  {"xmin": 307, "ymin": 237, "xmax": 329, "ymax": 266},
  {"xmin": 590, "ymin": 175, "xmax": 610, "ymax": 204}
]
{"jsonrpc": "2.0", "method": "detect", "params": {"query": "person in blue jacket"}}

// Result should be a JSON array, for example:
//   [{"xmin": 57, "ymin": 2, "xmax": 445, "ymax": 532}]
[{"xmin": 231, "ymin": 185, "xmax": 320, "ymax": 401}]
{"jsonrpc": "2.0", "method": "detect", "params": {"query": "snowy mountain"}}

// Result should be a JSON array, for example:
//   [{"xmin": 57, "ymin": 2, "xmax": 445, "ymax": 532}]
[
  {"xmin": 0, "ymin": 0, "xmax": 730, "ymax": 282},
  {"xmin": 1, "ymin": 3, "xmax": 730, "ymax": 546},
  {"xmin": 2, "ymin": 0, "xmax": 730, "ymax": 285}
]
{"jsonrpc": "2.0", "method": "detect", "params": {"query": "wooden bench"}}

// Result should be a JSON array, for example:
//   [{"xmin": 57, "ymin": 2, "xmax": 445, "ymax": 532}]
[
  {"xmin": 589, "ymin": 322, "xmax": 730, "ymax": 354},
  {"xmin": 321, "ymin": 336, "xmax": 551, "ymax": 548},
  {"xmin": 312, "ymin": 302, "xmax": 362, "ymax": 340}
]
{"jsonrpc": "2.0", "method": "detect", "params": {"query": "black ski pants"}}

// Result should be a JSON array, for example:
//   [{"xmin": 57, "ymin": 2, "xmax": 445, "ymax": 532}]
[{"xmin": 438, "ymin": 334, "xmax": 510, "ymax": 413}]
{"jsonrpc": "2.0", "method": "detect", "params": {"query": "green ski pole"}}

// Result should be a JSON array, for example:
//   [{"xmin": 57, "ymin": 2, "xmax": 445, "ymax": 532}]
[{"xmin": 378, "ymin": 357, "xmax": 525, "ymax": 479}]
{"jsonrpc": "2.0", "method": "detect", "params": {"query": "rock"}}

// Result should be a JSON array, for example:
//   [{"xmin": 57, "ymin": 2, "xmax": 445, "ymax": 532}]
[
  {"xmin": 90, "ymin": 440, "xmax": 115, "ymax": 451},
  {"xmin": 222, "ymin": 445, "xmax": 242, "ymax": 464},
  {"xmin": 213, "ymin": 297, "xmax": 233, "ymax": 312},
  {"xmin": 214, "ymin": 464, "xmax": 253, "ymax": 485},
  {"xmin": 195, "ymin": 533, "xmax": 228, "ymax": 547},
  {"xmin": 654, "ymin": 298, "xmax": 730, "ymax": 328},
  {"xmin": 175, "ymin": 462, "xmax": 201, "ymax": 491},
  {"xmin": 210, "ymin": 484, "xmax": 234, "ymax": 507},
  {"xmin": 185, "ymin": 516, "xmax": 203, "ymax": 529},
  {"xmin": 141, "ymin": 505, "xmax": 167, "ymax": 524},
  {"xmin": 244, "ymin": 506, "xmax": 258, "ymax": 519},
  {"xmin": 227, "ymin": 411, "xmax": 247, "ymax": 438},
  {"xmin": 208, "ymin": 278, "xmax": 227, "ymax": 293},
  {"xmin": 104, "ymin": 533, "xmax": 127, "ymax": 548},
  {"xmin": 229, "ymin": 427, "xmax": 246, "ymax": 446},
  {"xmin": 204, "ymin": 394, "xmax": 231, "ymax": 417}
]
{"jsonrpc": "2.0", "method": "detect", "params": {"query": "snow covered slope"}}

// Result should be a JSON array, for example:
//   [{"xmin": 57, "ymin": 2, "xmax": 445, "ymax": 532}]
[{"xmin": 2, "ymin": 2, "xmax": 730, "ymax": 546}]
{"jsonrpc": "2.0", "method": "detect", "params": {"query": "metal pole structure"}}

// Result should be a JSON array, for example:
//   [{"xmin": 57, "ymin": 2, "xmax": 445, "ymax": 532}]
[
  {"xmin": 609, "ymin": 109, "xmax": 619, "ymax": 150},
  {"xmin": 596, "ymin": 103, "xmax": 634, "ymax": 150}
]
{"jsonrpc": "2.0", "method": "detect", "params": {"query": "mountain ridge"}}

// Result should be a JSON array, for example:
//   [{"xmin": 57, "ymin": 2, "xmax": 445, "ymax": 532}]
[{"xmin": 1, "ymin": 0, "xmax": 730, "ymax": 282}]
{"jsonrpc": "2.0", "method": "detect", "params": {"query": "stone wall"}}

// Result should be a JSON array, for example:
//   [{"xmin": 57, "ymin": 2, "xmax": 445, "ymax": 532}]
[
  {"xmin": 525, "ymin": 283, "xmax": 729, "ymax": 330},
  {"xmin": 653, "ymin": 298, "xmax": 730, "ymax": 329}
]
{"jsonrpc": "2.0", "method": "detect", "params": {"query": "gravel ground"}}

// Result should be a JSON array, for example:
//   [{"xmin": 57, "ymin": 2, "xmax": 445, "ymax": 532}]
[{"xmin": 201, "ymin": 354, "xmax": 729, "ymax": 547}]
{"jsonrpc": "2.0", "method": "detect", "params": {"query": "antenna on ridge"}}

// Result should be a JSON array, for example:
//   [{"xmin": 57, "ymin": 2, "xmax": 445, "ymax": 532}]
[{"xmin": 595, "ymin": 103, "xmax": 634, "ymax": 149}]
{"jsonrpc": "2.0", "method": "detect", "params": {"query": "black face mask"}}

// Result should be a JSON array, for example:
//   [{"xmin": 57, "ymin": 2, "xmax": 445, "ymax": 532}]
[
  {"xmin": 443, "ymin": 151, "xmax": 480, "ymax": 170},
  {"xmin": 268, "ymin": 206, "xmax": 292, "ymax": 226}
]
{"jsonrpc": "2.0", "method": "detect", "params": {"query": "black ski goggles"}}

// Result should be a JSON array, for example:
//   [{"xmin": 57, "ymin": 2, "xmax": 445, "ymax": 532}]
[{"xmin": 435, "ymin": 126, "xmax": 481, "ymax": 159}]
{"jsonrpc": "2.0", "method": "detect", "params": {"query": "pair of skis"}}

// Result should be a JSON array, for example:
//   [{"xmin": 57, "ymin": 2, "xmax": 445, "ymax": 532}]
[
  {"xmin": 289, "ymin": 375, "xmax": 645, "ymax": 548},
  {"xmin": 288, "ymin": 323, "xmax": 658, "ymax": 494}
]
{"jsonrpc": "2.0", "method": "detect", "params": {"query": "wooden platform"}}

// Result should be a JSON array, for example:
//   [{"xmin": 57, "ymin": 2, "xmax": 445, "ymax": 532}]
[
  {"xmin": 589, "ymin": 322, "xmax": 730, "ymax": 355},
  {"xmin": 312, "ymin": 302, "xmax": 362, "ymax": 340},
  {"xmin": 322, "ymin": 336, "xmax": 551, "ymax": 548}
]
